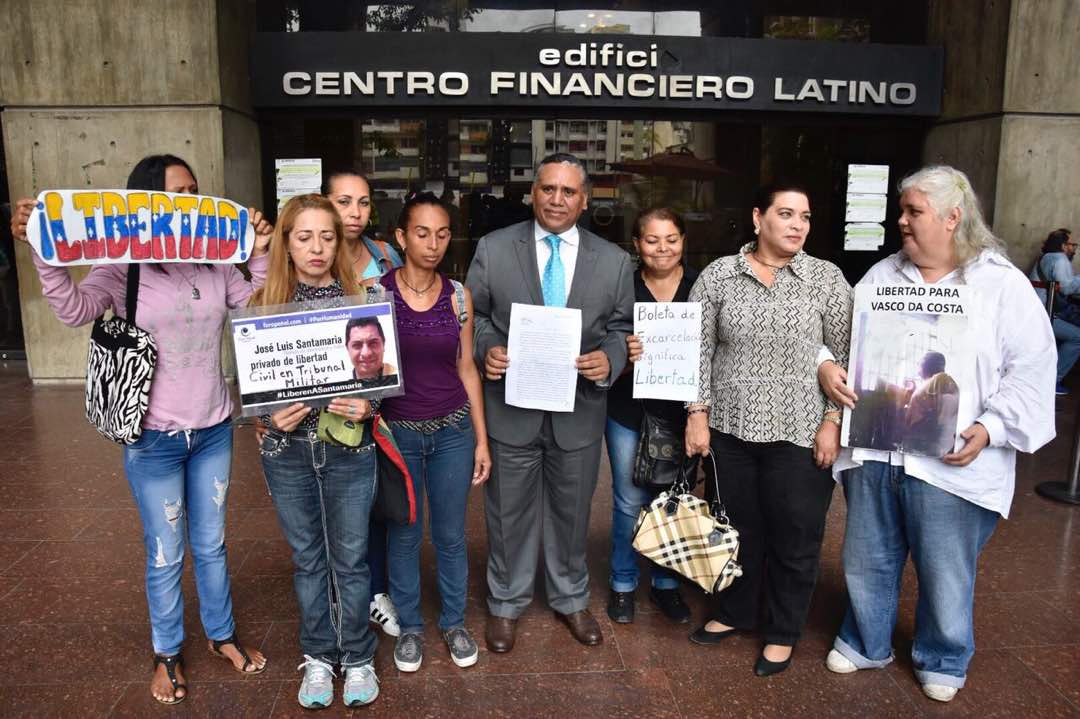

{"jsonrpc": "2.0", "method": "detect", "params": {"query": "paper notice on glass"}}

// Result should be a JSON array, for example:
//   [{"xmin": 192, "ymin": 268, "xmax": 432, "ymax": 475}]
[
  {"xmin": 275, "ymin": 158, "xmax": 322, "ymax": 210},
  {"xmin": 844, "ymin": 223, "xmax": 885, "ymax": 251},
  {"xmin": 847, "ymin": 164, "xmax": 890, "ymax": 195},
  {"xmin": 632, "ymin": 301, "xmax": 701, "ymax": 402},
  {"xmin": 845, "ymin": 193, "xmax": 887, "ymax": 223},
  {"xmin": 505, "ymin": 303, "xmax": 582, "ymax": 413}
]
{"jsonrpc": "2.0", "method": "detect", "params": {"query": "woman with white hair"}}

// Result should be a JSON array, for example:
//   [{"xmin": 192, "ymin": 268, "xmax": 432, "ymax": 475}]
[{"xmin": 817, "ymin": 165, "xmax": 1056, "ymax": 702}]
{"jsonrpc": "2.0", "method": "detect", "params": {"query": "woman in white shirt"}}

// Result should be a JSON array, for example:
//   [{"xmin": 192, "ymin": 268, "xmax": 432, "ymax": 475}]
[{"xmin": 818, "ymin": 165, "xmax": 1056, "ymax": 703}]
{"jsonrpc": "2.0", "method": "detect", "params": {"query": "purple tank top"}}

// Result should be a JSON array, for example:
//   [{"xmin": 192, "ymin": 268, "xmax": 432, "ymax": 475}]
[{"xmin": 379, "ymin": 269, "xmax": 469, "ymax": 421}]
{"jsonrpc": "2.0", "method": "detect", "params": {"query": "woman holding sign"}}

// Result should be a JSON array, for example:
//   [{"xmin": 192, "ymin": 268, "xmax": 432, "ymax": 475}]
[
  {"xmin": 10, "ymin": 154, "xmax": 272, "ymax": 704},
  {"xmin": 250, "ymin": 193, "xmax": 382, "ymax": 710},
  {"xmin": 684, "ymin": 182, "xmax": 852, "ymax": 676},
  {"xmin": 379, "ymin": 192, "xmax": 491, "ymax": 673},
  {"xmin": 818, "ymin": 166, "xmax": 1055, "ymax": 703},
  {"xmin": 605, "ymin": 207, "xmax": 699, "ymax": 625}
]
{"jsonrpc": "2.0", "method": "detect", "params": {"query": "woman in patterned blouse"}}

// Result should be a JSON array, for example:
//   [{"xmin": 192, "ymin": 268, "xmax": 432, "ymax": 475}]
[{"xmin": 684, "ymin": 182, "xmax": 853, "ymax": 677}]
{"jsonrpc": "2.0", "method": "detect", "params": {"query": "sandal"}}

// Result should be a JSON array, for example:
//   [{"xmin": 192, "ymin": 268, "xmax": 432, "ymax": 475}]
[
  {"xmin": 152, "ymin": 653, "xmax": 187, "ymax": 705},
  {"xmin": 209, "ymin": 632, "xmax": 266, "ymax": 675}
]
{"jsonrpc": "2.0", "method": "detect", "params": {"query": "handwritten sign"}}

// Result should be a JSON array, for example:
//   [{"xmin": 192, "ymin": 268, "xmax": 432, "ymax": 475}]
[
  {"xmin": 26, "ymin": 189, "xmax": 256, "ymax": 266},
  {"xmin": 230, "ymin": 297, "xmax": 403, "ymax": 416},
  {"xmin": 632, "ymin": 301, "xmax": 701, "ymax": 402}
]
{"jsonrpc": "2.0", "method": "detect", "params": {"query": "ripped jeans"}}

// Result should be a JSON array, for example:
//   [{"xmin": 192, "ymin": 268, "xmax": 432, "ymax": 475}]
[{"xmin": 123, "ymin": 418, "xmax": 237, "ymax": 656}]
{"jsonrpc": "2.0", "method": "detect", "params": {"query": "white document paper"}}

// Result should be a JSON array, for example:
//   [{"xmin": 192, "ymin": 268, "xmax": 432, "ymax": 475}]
[
  {"xmin": 844, "ymin": 222, "xmax": 885, "ymax": 251},
  {"xmin": 275, "ymin": 158, "xmax": 323, "ymax": 210},
  {"xmin": 632, "ymin": 302, "xmax": 701, "ymax": 402},
  {"xmin": 845, "ymin": 193, "xmax": 888, "ymax": 223},
  {"xmin": 846, "ymin": 164, "xmax": 890, "ymax": 195},
  {"xmin": 505, "ymin": 303, "xmax": 582, "ymax": 413}
]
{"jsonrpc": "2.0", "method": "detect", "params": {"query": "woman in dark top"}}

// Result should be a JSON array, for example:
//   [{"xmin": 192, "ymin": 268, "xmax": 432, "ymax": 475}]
[
  {"xmin": 605, "ymin": 207, "xmax": 699, "ymax": 625},
  {"xmin": 380, "ymin": 193, "xmax": 491, "ymax": 673}
]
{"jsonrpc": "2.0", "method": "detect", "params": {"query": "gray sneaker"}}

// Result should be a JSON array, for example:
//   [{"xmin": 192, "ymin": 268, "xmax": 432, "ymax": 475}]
[
  {"xmin": 443, "ymin": 627, "xmax": 479, "ymax": 668},
  {"xmin": 394, "ymin": 632, "xmax": 423, "ymax": 672},
  {"xmin": 296, "ymin": 655, "xmax": 336, "ymax": 709},
  {"xmin": 343, "ymin": 663, "xmax": 379, "ymax": 707}
]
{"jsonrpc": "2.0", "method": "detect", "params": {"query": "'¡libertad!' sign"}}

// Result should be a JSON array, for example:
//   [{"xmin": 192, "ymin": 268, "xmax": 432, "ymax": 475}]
[
  {"xmin": 27, "ymin": 189, "xmax": 256, "ymax": 266},
  {"xmin": 252, "ymin": 33, "xmax": 943, "ymax": 116}
]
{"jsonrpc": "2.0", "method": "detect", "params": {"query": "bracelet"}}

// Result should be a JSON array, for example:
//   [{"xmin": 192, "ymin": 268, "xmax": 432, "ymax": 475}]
[
  {"xmin": 822, "ymin": 414, "xmax": 842, "ymax": 427},
  {"xmin": 687, "ymin": 407, "xmax": 709, "ymax": 416}
]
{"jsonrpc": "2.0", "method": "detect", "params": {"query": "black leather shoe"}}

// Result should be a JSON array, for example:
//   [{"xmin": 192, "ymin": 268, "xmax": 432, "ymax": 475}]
[
  {"xmin": 689, "ymin": 624, "xmax": 737, "ymax": 645},
  {"xmin": 606, "ymin": 591, "xmax": 635, "ymax": 624},
  {"xmin": 754, "ymin": 652, "xmax": 792, "ymax": 677},
  {"xmin": 649, "ymin": 588, "xmax": 691, "ymax": 624}
]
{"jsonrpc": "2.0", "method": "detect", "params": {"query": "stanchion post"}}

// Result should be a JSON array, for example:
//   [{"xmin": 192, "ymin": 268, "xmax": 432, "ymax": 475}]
[{"xmin": 1037, "ymin": 392, "xmax": 1080, "ymax": 505}]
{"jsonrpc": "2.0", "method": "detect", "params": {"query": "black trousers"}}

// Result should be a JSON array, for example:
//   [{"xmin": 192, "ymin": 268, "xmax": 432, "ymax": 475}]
[{"xmin": 705, "ymin": 431, "xmax": 835, "ymax": 646}]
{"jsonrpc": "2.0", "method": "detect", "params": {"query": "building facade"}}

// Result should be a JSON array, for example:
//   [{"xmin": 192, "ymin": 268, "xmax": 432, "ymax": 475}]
[{"xmin": 1, "ymin": 1, "xmax": 1078, "ymax": 379}]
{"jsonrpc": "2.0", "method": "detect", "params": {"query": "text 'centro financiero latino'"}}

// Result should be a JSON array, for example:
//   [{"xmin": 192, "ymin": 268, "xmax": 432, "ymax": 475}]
[{"xmin": 282, "ymin": 41, "xmax": 918, "ymax": 106}]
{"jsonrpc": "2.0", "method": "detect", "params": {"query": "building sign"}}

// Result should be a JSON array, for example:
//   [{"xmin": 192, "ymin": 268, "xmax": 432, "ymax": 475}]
[{"xmin": 252, "ymin": 32, "xmax": 943, "ymax": 116}]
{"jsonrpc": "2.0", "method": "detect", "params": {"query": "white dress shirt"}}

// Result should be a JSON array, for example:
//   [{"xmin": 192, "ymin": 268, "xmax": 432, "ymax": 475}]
[
  {"xmin": 833, "ymin": 250, "xmax": 1057, "ymax": 518},
  {"xmin": 534, "ymin": 221, "xmax": 580, "ymax": 300}
]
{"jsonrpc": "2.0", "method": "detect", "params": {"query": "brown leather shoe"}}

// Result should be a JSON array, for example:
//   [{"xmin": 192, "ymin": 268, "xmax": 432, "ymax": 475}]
[
  {"xmin": 557, "ymin": 609, "xmax": 603, "ymax": 646},
  {"xmin": 485, "ymin": 615, "xmax": 517, "ymax": 653}
]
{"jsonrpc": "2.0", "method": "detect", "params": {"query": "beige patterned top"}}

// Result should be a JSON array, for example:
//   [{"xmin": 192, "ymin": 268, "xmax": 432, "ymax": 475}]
[{"xmin": 691, "ymin": 243, "xmax": 852, "ymax": 448}]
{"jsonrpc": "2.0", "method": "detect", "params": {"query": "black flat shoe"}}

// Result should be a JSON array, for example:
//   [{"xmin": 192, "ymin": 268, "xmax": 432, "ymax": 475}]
[
  {"xmin": 606, "ymin": 590, "xmax": 635, "ymax": 624},
  {"xmin": 689, "ymin": 624, "xmax": 737, "ymax": 645},
  {"xmin": 649, "ymin": 587, "xmax": 691, "ymax": 624},
  {"xmin": 754, "ymin": 653, "xmax": 792, "ymax": 677}
]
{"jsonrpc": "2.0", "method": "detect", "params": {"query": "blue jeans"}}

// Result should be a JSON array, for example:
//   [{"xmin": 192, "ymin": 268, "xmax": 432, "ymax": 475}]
[
  {"xmin": 1052, "ymin": 317, "xmax": 1080, "ymax": 382},
  {"xmin": 835, "ymin": 461, "xmax": 998, "ymax": 688},
  {"xmin": 387, "ymin": 417, "xmax": 475, "ymax": 633},
  {"xmin": 123, "ymin": 419, "xmax": 237, "ymax": 656},
  {"xmin": 368, "ymin": 516, "xmax": 388, "ymax": 603},
  {"xmin": 605, "ymin": 418, "xmax": 679, "ymax": 593},
  {"xmin": 260, "ymin": 428, "xmax": 378, "ymax": 667}
]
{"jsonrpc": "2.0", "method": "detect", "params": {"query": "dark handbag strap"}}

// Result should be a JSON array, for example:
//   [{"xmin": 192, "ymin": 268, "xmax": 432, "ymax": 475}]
[
  {"xmin": 666, "ymin": 453, "xmax": 730, "ymax": 524},
  {"xmin": 125, "ymin": 264, "xmax": 141, "ymax": 324}
]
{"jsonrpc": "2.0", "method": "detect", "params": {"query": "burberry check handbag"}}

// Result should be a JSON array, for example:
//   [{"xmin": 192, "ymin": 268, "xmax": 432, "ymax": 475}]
[{"xmin": 631, "ymin": 454, "xmax": 742, "ymax": 594}]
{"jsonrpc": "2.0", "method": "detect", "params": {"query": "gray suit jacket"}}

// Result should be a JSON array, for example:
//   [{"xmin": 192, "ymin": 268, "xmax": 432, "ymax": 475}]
[{"xmin": 466, "ymin": 220, "xmax": 635, "ymax": 451}]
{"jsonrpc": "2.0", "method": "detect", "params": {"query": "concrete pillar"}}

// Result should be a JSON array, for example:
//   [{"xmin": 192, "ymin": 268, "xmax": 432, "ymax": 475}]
[
  {"xmin": 923, "ymin": 0, "xmax": 1080, "ymax": 271},
  {"xmin": 0, "ymin": 0, "xmax": 261, "ymax": 380}
]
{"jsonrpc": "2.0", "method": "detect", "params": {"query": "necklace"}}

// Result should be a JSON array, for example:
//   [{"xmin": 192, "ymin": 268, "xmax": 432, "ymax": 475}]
[
  {"xmin": 399, "ymin": 271, "xmax": 437, "ymax": 296},
  {"xmin": 752, "ymin": 252, "xmax": 789, "ymax": 276},
  {"xmin": 177, "ymin": 265, "xmax": 201, "ymax": 300}
]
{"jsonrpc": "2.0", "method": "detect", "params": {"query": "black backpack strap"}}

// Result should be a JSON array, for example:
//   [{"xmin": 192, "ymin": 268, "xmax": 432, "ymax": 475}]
[{"xmin": 125, "ymin": 264, "xmax": 141, "ymax": 324}]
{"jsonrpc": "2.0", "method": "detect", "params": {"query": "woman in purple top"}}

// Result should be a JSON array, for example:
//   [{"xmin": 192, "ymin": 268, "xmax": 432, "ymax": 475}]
[
  {"xmin": 379, "ymin": 192, "xmax": 491, "ymax": 673},
  {"xmin": 10, "ymin": 155, "xmax": 271, "ymax": 705}
]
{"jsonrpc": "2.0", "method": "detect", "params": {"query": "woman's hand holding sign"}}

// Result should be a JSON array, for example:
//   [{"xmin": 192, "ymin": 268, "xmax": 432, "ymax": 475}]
[
  {"xmin": 327, "ymin": 397, "xmax": 372, "ymax": 422},
  {"xmin": 626, "ymin": 334, "xmax": 644, "ymax": 363},
  {"xmin": 10, "ymin": 198, "xmax": 35, "ymax": 242},
  {"xmin": 249, "ymin": 208, "xmax": 273, "ymax": 258},
  {"xmin": 269, "ymin": 403, "xmax": 310, "ymax": 433}
]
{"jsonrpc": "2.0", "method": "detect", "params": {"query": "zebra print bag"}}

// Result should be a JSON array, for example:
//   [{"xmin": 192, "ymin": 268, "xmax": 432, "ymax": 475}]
[{"xmin": 85, "ymin": 265, "xmax": 157, "ymax": 444}]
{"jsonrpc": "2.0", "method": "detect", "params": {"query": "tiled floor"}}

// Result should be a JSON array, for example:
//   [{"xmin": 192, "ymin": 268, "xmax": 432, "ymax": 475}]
[{"xmin": 0, "ymin": 363, "xmax": 1077, "ymax": 718}]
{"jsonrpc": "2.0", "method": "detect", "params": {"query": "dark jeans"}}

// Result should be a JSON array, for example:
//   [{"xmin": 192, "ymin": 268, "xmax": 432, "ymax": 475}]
[
  {"xmin": 706, "ymin": 431, "xmax": 834, "ymax": 646},
  {"xmin": 260, "ymin": 428, "xmax": 378, "ymax": 667},
  {"xmin": 368, "ymin": 516, "xmax": 388, "ymax": 601}
]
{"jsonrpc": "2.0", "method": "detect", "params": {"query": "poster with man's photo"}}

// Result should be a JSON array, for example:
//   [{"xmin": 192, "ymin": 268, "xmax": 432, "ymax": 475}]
[
  {"xmin": 229, "ymin": 295, "xmax": 403, "ymax": 416},
  {"xmin": 841, "ymin": 284, "xmax": 974, "ymax": 457}
]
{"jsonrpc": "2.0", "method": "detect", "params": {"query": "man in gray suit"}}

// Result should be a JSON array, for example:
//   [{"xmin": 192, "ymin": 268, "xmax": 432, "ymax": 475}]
[{"xmin": 466, "ymin": 153, "xmax": 635, "ymax": 652}]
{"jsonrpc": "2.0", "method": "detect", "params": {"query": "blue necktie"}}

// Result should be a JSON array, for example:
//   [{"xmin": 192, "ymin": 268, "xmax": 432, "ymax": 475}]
[{"xmin": 541, "ymin": 234, "xmax": 566, "ymax": 307}]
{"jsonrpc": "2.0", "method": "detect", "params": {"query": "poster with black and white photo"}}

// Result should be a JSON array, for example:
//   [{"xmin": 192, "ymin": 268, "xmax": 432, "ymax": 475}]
[{"xmin": 841, "ymin": 284, "xmax": 975, "ymax": 457}]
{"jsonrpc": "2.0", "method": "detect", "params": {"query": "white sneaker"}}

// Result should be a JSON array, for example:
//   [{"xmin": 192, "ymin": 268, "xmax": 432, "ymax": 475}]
[
  {"xmin": 825, "ymin": 649, "xmax": 858, "ymax": 674},
  {"xmin": 343, "ymin": 664, "xmax": 380, "ymax": 707},
  {"xmin": 296, "ymin": 655, "xmax": 336, "ymax": 709},
  {"xmin": 922, "ymin": 684, "xmax": 959, "ymax": 702},
  {"xmin": 369, "ymin": 593, "xmax": 401, "ymax": 637}
]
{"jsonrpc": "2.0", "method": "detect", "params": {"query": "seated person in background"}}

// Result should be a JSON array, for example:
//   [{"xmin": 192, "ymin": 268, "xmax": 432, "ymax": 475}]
[
  {"xmin": 346, "ymin": 316, "xmax": 397, "ymax": 385},
  {"xmin": 1028, "ymin": 227, "xmax": 1078, "ymax": 394}
]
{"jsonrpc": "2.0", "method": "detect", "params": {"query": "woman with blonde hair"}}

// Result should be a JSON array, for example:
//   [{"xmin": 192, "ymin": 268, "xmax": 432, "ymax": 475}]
[
  {"xmin": 819, "ymin": 165, "xmax": 1056, "ymax": 702},
  {"xmin": 252, "ymin": 193, "xmax": 382, "ymax": 709}
]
